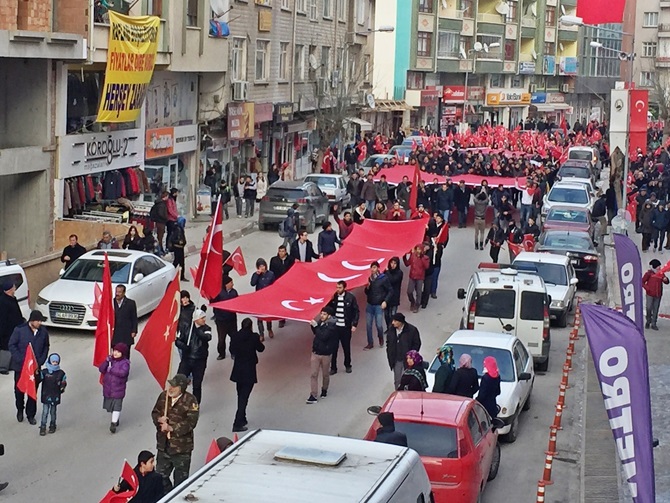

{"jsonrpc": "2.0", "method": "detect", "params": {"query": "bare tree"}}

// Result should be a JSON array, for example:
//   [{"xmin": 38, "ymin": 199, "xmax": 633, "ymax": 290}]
[{"xmin": 649, "ymin": 72, "xmax": 670, "ymax": 142}]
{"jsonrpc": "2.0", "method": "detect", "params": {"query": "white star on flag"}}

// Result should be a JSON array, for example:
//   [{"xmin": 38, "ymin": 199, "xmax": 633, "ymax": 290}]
[{"xmin": 305, "ymin": 297, "xmax": 324, "ymax": 305}]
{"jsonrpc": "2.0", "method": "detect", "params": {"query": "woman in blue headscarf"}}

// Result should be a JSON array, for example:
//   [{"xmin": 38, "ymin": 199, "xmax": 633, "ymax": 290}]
[{"xmin": 432, "ymin": 344, "xmax": 455, "ymax": 393}]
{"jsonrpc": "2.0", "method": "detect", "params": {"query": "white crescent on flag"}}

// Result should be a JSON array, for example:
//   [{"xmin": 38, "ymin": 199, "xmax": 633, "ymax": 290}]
[
  {"xmin": 317, "ymin": 272, "xmax": 363, "ymax": 283},
  {"xmin": 281, "ymin": 300, "xmax": 304, "ymax": 311},
  {"xmin": 341, "ymin": 259, "xmax": 383, "ymax": 271}
]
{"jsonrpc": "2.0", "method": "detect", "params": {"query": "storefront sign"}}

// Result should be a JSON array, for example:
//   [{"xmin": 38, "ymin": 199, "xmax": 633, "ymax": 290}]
[
  {"xmin": 543, "ymin": 55, "xmax": 556, "ymax": 75},
  {"xmin": 519, "ymin": 62, "xmax": 536, "ymax": 75},
  {"xmin": 97, "ymin": 12, "xmax": 160, "ymax": 123},
  {"xmin": 486, "ymin": 90, "xmax": 531, "ymax": 106},
  {"xmin": 558, "ymin": 57, "xmax": 578, "ymax": 76},
  {"xmin": 228, "ymin": 102, "xmax": 255, "ymax": 140},
  {"xmin": 58, "ymin": 128, "xmax": 144, "ymax": 179},
  {"xmin": 421, "ymin": 89, "xmax": 441, "ymax": 108},
  {"xmin": 254, "ymin": 103, "xmax": 274, "ymax": 124},
  {"xmin": 467, "ymin": 86, "xmax": 485, "ymax": 101},
  {"xmin": 547, "ymin": 93, "xmax": 565, "ymax": 104},
  {"xmin": 531, "ymin": 92, "xmax": 547, "ymax": 104},
  {"xmin": 443, "ymin": 86, "xmax": 466, "ymax": 103},
  {"xmin": 145, "ymin": 124, "xmax": 198, "ymax": 159},
  {"xmin": 274, "ymin": 102, "xmax": 294, "ymax": 123},
  {"xmin": 258, "ymin": 10, "xmax": 272, "ymax": 31}
]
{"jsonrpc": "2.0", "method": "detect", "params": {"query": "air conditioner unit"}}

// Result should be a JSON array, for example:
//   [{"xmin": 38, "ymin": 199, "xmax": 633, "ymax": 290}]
[
  {"xmin": 560, "ymin": 83, "xmax": 570, "ymax": 93},
  {"xmin": 317, "ymin": 78, "xmax": 328, "ymax": 96},
  {"xmin": 232, "ymin": 81, "xmax": 249, "ymax": 101},
  {"xmin": 529, "ymin": 84, "xmax": 537, "ymax": 92}
]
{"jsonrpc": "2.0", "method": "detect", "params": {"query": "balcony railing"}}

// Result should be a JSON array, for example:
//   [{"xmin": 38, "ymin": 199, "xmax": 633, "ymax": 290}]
[
  {"xmin": 477, "ymin": 12, "xmax": 504, "ymax": 23},
  {"xmin": 659, "ymin": 23, "xmax": 670, "ymax": 32},
  {"xmin": 92, "ymin": 18, "xmax": 170, "ymax": 64},
  {"xmin": 437, "ymin": 50, "xmax": 460, "ymax": 59},
  {"xmin": 656, "ymin": 56, "xmax": 670, "ymax": 67},
  {"xmin": 522, "ymin": 16, "xmax": 537, "ymax": 27}
]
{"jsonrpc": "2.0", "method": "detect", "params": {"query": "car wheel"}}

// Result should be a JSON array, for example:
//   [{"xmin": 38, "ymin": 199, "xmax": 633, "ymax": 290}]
[
  {"xmin": 487, "ymin": 442, "xmax": 501, "ymax": 481},
  {"xmin": 536, "ymin": 355, "xmax": 549, "ymax": 372},
  {"xmin": 306, "ymin": 212, "xmax": 316, "ymax": 234},
  {"xmin": 557, "ymin": 310, "xmax": 568, "ymax": 328},
  {"xmin": 503, "ymin": 411, "xmax": 519, "ymax": 443},
  {"xmin": 258, "ymin": 222, "xmax": 267, "ymax": 231},
  {"xmin": 522, "ymin": 386, "xmax": 532, "ymax": 411}
]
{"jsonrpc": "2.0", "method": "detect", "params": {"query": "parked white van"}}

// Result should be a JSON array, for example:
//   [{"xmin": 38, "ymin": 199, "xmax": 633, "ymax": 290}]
[
  {"xmin": 158, "ymin": 429, "xmax": 434, "ymax": 503},
  {"xmin": 457, "ymin": 266, "xmax": 551, "ymax": 371}
]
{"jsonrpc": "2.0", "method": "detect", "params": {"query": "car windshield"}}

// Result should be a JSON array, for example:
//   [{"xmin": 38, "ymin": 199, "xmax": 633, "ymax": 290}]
[
  {"xmin": 542, "ymin": 233, "xmax": 594, "ymax": 251},
  {"xmin": 559, "ymin": 167, "xmax": 589, "ymax": 179},
  {"xmin": 393, "ymin": 422, "xmax": 458, "ymax": 458},
  {"xmin": 266, "ymin": 189, "xmax": 307, "ymax": 201},
  {"xmin": 61, "ymin": 259, "xmax": 131, "ymax": 283},
  {"xmin": 474, "ymin": 289, "xmax": 515, "ymax": 319},
  {"xmin": 514, "ymin": 261, "xmax": 567, "ymax": 285},
  {"xmin": 548, "ymin": 187, "xmax": 588, "ymax": 204},
  {"xmin": 547, "ymin": 208, "xmax": 589, "ymax": 223},
  {"xmin": 305, "ymin": 176, "xmax": 338, "ymax": 188},
  {"xmin": 428, "ymin": 344, "xmax": 515, "ymax": 383},
  {"xmin": 569, "ymin": 151, "xmax": 592, "ymax": 161}
]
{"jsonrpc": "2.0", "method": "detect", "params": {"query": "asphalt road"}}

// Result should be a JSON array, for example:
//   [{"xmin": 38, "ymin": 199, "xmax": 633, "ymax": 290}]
[{"xmin": 0, "ymin": 222, "xmax": 593, "ymax": 502}]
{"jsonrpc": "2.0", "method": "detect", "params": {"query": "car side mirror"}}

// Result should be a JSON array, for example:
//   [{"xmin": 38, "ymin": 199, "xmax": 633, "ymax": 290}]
[
  {"xmin": 519, "ymin": 372, "xmax": 532, "ymax": 381},
  {"xmin": 367, "ymin": 405, "xmax": 382, "ymax": 416},
  {"xmin": 133, "ymin": 273, "xmax": 144, "ymax": 283},
  {"xmin": 58, "ymin": 268, "xmax": 65, "ymax": 276},
  {"xmin": 457, "ymin": 288, "xmax": 466, "ymax": 300},
  {"xmin": 570, "ymin": 277, "xmax": 579, "ymax": 285},
  {"xmin": 491, "ymin": 418, "xmax": 505, "ymax": 431}
]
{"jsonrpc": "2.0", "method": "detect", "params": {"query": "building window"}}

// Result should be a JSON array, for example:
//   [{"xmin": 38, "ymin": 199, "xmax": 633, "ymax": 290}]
[
  {"xmin": 147, "ymin": 0, "xmax": 162, "ymax": 16},
  {"xmin": 437, "ymin": 31, "xmax": 460, "ymax": 58},
  {"xmin": 544, "ymin": 41, "xmax": 555, "ymax": 55},
  {"xmin": 282, "ymin": 0, "xmax": 290, "ymax": 8},
  {"xmin": 643, "ymin": 42, "xmax": 658, "ymax": 57},
  {"xmin": 583, "ymin": 25, "xmax": 623, "ymax": 77},
  {"xmin": 321, "ymin": 46, "xmax": 331, "ymax": 78},
  {"xmin": 324, "ymin": 0, "xmax": 333, "ymax": 18},
  {"xmin": 309, "ymin": 0, "xmax": 318, "ymax": 20},
  {"xmin": 187, "ymin": 0, "xmax": 198, "ymax": 26},
  {"xmin": 337, "ymin": 0, "xmax": 346, "ymax": 20},
  {"xmin": 643, "ymin": 12, "xmax": 659, "ymax": 27},
  {"xmin": 308, "ymin": 45, "xmax": 317, "ymax": 79},
  {"xmin": 545, "ymin": 6, "xmax": 555, "ymax": 25},
  {"xmin": 407, "ymin": 71, "xmax": 425, "ymax": 89},
  {"xmin": 357, "ymin": 0, "xmax": 365, "ymax": 25},
  {"xmin": 504, "ymin": 40, "xmax": 516, "ymax": 61},
  {"xmin": 296, "ymin": 0, "xmax": 306, "ymax": 12},
  {"xmin": 505, "ymin": 0, "xmax": 517, "ymax": 22},
  {"xmin": 279, "ymin": 42, "xmax": 289, "ymax": 80},
  {"xmin": 511, "ymin": 75, "xmax": 523, "ymax": 87},
  {"xmin": 364, "ymin": 54, "xmax": 370, "ymax": 82},
  {"xmin": 489, "ymin": 74, "xmax": 503, "ymax": 87},
  {"xmin": 417, "ymin": 32, "xmax": 432, "ymax": 57},
  {"xmin": 640, "ymin": 71, "xmax": 655, "ymax": 87},
  {"xmin": 460, "ymin": 0, "xmax": 474, "ymax": 18},
  {"xmin": 255, "ymin": 40, "xmax": 270, "ymax": 82},
  {"xmin": 419, "ymin": 0, "xmax": 433, "ymax": 12},
  {"xmin": 294, "ymin": 44, "xmax": 305, "ymax": 80},
  {"xmin": 231, "ymin": 37, "xmax": 247, "ymax": 81},
  {"xmin": 475, "ymin": 34, "xmax": 502, "ymax": 59}
]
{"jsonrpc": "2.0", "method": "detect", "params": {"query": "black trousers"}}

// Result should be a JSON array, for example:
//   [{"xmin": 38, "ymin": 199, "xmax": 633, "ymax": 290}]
[
  {"xmin": 331, "ymin": 326, "xmax": 352, "ymax": 371},
  {"xmin": 234, "ymin": 381, "xmax": 254, "ymax": 428},
  {"xmin": 14, "ymin": 371, "xmax": 38, "ymax": 419},
  {"xmin": 172, "ymin": 247, "xmax": 185, "ymax": 277},
  {"xmin": 215, "ymin": 320, "xmax": 237, "ymax": 358},
  {"xmin": 166, "ymin": 221, "xmax": 177, "ymax": 248},
  {"xmin": 490, "ymin": 245, "xmax": 501, "ymax": 263},
  {"xmin": 177, "ymin": 358, "xmax": 207, "ymax": 404},
  {"xmin": 421, "ymin": 274, "xmax": 434, "ymax": 308}
]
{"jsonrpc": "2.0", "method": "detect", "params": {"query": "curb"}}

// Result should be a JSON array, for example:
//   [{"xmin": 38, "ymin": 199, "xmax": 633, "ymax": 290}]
[{"xmin": 184, "ymin": 221, "xmax": 257, "ymax": 257}]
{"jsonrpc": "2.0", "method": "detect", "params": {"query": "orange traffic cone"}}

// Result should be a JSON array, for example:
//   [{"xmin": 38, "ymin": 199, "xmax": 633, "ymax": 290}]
[
  {"xmin": 539, "ymin": 452, "xmax": 555, "ymax": 484},
  {"xmin": 546, "ymin": 426, "xmax": 559, "ymax": 456},
  {"xmin": 557, "ymin": 383, "xmax": 567, "ymax": 408},
  {"xmin": 551, "ymin": 403, "xmax": 563, "ymax": 430},
  {"xmin": 536, "ymin": 481, "xmax": 547, "ymax": 502}
]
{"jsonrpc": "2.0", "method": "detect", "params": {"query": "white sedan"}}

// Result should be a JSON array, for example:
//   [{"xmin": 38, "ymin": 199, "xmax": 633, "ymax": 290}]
[
  {"xmin": 426, "ymin": 331, "xmax": 534, "ymax": 443},
  {"xmin": 35, "ymin": 250, "xmax": 177, "ymax": 330}
]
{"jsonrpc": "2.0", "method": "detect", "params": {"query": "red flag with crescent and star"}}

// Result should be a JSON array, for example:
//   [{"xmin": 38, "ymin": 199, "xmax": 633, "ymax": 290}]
[
  {"xmin": 193, "ymin": 198, "xmax": 224, "ymax": 299},
  {"xmin": 17, "ymin": 343, "xmax": 37, "ymax": 400},
  {"xmin": 93, "ymin": 253, "xmax": 115, "ymax": 368},
  {"xmin": 225, "ymin": 246, "xmax": 247, "ymax": 276},
  {"xmin": 522, "ymin": 234, "xmax": 536, "ymax": 252},
  {"xmin": 135, "ymin": 274, "xmax": 181, "ymax": 388},
  {"xmin": 98, "ymin": 460, "xmax": 138, "ymax": 503}
]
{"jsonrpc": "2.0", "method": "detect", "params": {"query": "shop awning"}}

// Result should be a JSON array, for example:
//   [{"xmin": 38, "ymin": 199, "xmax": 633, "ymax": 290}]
[
  {"xmin": 365, "ymin": 100, "xmax": 414, "ymax": 112},
  {"xmin": 533, "ymin": 103, "xmax": 572, "ymax": 112},
  {"xmin": 345, "ymin": 117, "xmax": 373, "ymax": 131}
]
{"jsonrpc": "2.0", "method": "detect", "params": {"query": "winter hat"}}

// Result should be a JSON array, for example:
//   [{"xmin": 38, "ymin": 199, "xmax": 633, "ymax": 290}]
[
  {"xmin": 193, "ymin": 309, "xmax": 207, "ymax": 320},
  {"xmin": 49, "ymin": 353, "xmax": 61, "ymax": 365},
  {"xmin": 113, "ymin": 343, "xmax": 129, "ymax": 358},
  {"xmin": 650, "ymin": 259, "xmax": 662, "ymax": 269},
  {"xmin": 28, "ymin": 310, "xmax": 46, "ymax": 322},
  {"xmin": 168, "ymin": 373, "xmax": 190, "ymax": 390}
]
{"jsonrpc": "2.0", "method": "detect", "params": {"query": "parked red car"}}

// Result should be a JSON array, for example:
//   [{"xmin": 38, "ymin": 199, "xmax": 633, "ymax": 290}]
[{"xmin": 364, "ymin": 391, "xmax": 501, "ymax": 503}]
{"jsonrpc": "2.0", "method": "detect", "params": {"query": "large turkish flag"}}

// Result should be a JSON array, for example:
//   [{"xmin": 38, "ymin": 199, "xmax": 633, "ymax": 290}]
[
  {"xmin": 373, "ymin": 165, "xmax": 524, "ymax": 189},
  {"xmin": 576, "ymin": 0, "xmax": 625, "ymax": 24}
]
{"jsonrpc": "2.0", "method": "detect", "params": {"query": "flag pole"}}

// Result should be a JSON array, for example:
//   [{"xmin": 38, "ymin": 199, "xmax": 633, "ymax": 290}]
[
  {"xmin": 163, "ymin": 271, "xmax": 180, "ymax": 436},
  {"xmin": 196, "ymin": 196, "xmax": 222, "ymax": 307}
]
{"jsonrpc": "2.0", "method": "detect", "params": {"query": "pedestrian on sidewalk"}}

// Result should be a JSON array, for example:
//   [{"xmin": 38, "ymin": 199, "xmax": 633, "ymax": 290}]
[
  {"xmin": 211, "ymin": 277, "xmax": 238, "ymax": 360},
  {"xmin": 640, "ymin": 202, "xmax": 655, "ymax": 252},
  {"xmin": 175, "ymin": 308, "xmax": 212, "ymax": 404},
  {"xmin": 270, "ymin": 246, "xmax": 295, "ymax": 329},
  {"xmin": 643, "ymin": 259, "xmax": 669, "ymax": 330},
  {"xmin": 448, "ymin": 354, "xmax": 479, "ymax": 398},
  {"xmin": 166, "ymin": 188, "xmax": 179, "ymax": 247},
  {"xmin": 234, "ymin": 175, "xmax": 245, "ymax": 218},
  {"xmin": 403, "ymin": 244, "xmax": 429, "ymax": 313},
  {"xmin": 111, "ymin": 450, "xmax": 164, "ymax": 503},
  {"xmin": 99, "ymin": 343, "xmax": 130, "ymax": 434},
  {"xmin": 652, "ymin": 203, "xmax": 670, "ymax": 252},
  {"xmin": 9, "ymin": 310, "xmax": 49, "ymax": 424},
  {"xmin": 151, "ymin": 374, "xmax": 199, "ymax": 493},
  {"xmin": 230, "ymin": 318, "xmax": 265, "ymax": 432},
  {"xmin": 217, "ymin": 180, "xmax": 232, "ymax": 220},
  {"xmin": 477, "ymin": 356, "xmax": 501, "ymax": 419},
  {"xmin": 386, "ymin": 313, "xmax": 421, "ymax": 390},
  {"xmin": 250, "ymin": 259, "xmax": 276, "ymax": 341},
  {"xmin": 327, "ymin": 281, "xmax": 359, "ymax": 375},
  {"xmin": 39, "ymin": 353, "xmax": 67, "ymax": 436},
  {"xmin": 243, "ymin": 176, "xmax": 257, "ymax": 218},
  {"xmin": 398, "ymin": 350, "xmax": 428, "ymax": 391},
  {"xmin": 383, "ymin": 257, "xmax": 403, "ymax": 327},
  {"xmin": 60, "ymin": 234, "xmax": 86, "ymax": 269},
  {"xmin": 364, "ymin": 261, "xmax": 392, "ymax": 349},
  {"xmin": 112, "ymin": 285, "xmax": 138, "ymax": 361},
  {"xmin": 168, "ymin": 217, "xmax": 188, "ymax": 282},
  {"xmin": 306, "ymin": 306, "xmax": 339, "ymax": 404}
]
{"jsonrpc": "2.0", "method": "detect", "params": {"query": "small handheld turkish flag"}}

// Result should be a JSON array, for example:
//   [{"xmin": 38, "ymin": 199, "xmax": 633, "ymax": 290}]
[
  {"xmin": 17, "ymin": 343, "xmax": 37, "ymax": 401},
  {"xmin": 99, "ymin": 460, "xmax": 138, "ymax": 503},
  {"xmin": 226, "ymin": 246, "xmax": 247, "ymax": 276}
]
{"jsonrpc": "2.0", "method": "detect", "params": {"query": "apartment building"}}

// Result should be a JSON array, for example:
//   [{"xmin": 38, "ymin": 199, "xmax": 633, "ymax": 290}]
[
  {"xmin": 202, "ymin": 0, "xmax": 376, "ymax": 181},
  {"xmin": 372, "ymin": 0, "xmax": 578, "ymax": 134}
]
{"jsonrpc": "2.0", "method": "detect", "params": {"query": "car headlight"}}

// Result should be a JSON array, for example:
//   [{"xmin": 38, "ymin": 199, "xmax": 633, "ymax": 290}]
[
  {"xmin": 36, "ymin": 296, "xmax": 49, "ymax": 306},
  {"xmin": 551, "ymin": 300, "xmax": 565, "ymax": 309}
]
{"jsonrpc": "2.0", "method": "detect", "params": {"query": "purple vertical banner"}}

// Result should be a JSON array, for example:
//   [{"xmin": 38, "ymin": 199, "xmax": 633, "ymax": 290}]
[
  {"xmin": 581, "ymin": 304, "xmax": 655, "ymax": 502},
  {"xmin": 613, "ymin": 234, "xmax": 645, "ymax": 334}
]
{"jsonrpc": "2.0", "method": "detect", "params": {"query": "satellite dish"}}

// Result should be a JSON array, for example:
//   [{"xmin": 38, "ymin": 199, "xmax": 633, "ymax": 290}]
[
  {"xmin": 483, "ymin": 43, "xmax": 490, "ymax": 53},
  {"xmin": 441, "ymin": 0, "xmax": 448, "ymax": 8},
  {"xmin": 559, "ymin": 43, "xmax": 564, "ymax": 52},
  {"xmin": 366, "ymin": 94, "xmax": 376, "ymax": 109},
  {"xmin": 530, "ymin": 2, "xmax": 537, "ymax": 16},
  {"xmin": 495, "ymin": 1, "xmax": 510, "ymax": 15},
  {"xmin": 560, "ymin": 5, "xmax": 566, "ymax": 15},
  {"xmin": 531, "ymin": 48, "xmax": 537, "ymax": 60},
  {"xmin": 309, "ymin": 54, "xmax": 319, "ymax": 70},
  {"xmin": 474, "ymin": 41, "xmax": 483, "ymax": 52},
  {"xmin": 210, "ymin": 0, "xmax": 227, "ymax": 18},
  {"xmin": 460, "ymin": 45, "xmax": 467, "ymax": 59}
]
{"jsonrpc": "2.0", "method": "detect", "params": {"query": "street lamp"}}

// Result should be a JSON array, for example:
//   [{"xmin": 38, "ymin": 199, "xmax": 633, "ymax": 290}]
[
  {"xmin": 559, "ymin": 15, "xmax": 584, "ymax": 26},
  {"xmin": 356, "ymin": 25, "xmax": 395, "ymax": 35},
  {"xmin": 462, "ymin": 42, "xmax": 500, "ymax": 126}
]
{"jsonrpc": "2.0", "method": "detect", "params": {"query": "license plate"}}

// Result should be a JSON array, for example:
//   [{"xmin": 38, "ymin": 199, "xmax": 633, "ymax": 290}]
[
  {"xmin": 570, "ymin": 259, "xmax": 578, "ymax": 265},
  {"xmin": 274, "ymin": 206, "xmax": 288, "ymax": 211},
  {"xmin": 55, "ymin": 312, "xmax": 78, "ymax": 320}
]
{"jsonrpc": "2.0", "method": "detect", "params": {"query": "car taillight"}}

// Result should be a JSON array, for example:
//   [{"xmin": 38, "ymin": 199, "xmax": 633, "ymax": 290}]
[
  {"xmin": 297, "ymin": 198, "xmax": 308, "ymax": 203},
  {"xmin": 457, "ymin": 427, "xmax": 469, "ymax": 457},
  {"xmin": 261, "ymin": 196, "xmax": 269, "ymax": 202},
  {"xmin": 583, "ymin": 255, "xmax": 598, "ymax": 263},
  {"xmin": 467, "ymin": 301, "xmax": 476, "ymax": 330},
  {"xmin": 543, "ymin": 304, "xmax": 550, "ymax": 340}
]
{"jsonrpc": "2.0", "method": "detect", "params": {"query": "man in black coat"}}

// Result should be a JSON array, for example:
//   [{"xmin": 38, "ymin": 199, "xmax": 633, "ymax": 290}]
[
  {"xmin": 385, "ymin": 313, "xmax": 421, "ymax": 390},
  {"xmin": 211, "ymin": 276, "xmax": 238, "ymax": 360},
  {"xmin": 60, "ymin": 234, "xmax": 86, "ymax": 270},
  {"xmin": 0, "ymin": 280, "xmax": 24, "ymax": 353},
  {"xmin": 374, "ymin": 412, "xmax": 408, "ymax": 447},
  {"xmin": 229, "ymin": 317, "xmax": 265, "ymax": 432},
  {"xmin": 176, "ymin": 309, "xmax": 212, "ymax": 404},
  {"xmin": 327, "ymin": 281, "xmax": 359, "ymax": 375},
  {"xmin": 290, "ymin": 230, "xmax": 319, "ymax": 262},
  {"xmin": 269, "ymin": 245, "xmax": 295, "ymax": 328},
  {"xmin": 454, "ymin": 181, "xmax": 471, "ymax": 228},
  {"xmin": 9, "ymin": 310, "xmax": 50, "ymax": 424},
  {"xmin": 112, "ymin": 285, "xmax": 138, "ymax": 359},
  {"xmin": 112, "ymin": 450, "xmax": 164, "ymax": 503}
]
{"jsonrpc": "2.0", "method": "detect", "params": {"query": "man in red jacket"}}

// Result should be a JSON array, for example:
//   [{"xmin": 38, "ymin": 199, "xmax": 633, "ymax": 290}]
[
  {"xmin": 642, "ymin": 259, "xmax": 669, "ymax": 330},
  {"xmin": 403, "ymin": 244, "xmax": 430, "ymax": 313}
]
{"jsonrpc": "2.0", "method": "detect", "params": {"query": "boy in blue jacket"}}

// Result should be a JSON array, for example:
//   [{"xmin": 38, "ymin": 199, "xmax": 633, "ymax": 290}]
[{"xmin": 39, "ymin": 353, "xmax": 66, "ymax": 436}]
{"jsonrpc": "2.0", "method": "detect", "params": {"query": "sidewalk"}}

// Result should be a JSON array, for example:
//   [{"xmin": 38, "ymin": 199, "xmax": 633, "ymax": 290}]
[{"xmin": 183, "ymin": 212, "xmax": 258, "ymax": 257}]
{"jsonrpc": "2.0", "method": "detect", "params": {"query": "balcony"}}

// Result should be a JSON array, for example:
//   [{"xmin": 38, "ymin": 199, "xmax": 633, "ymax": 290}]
[
  {"xmin": 518, "ymin": 52, "xmax": 535, "ymax": 62},
  {"xmin": 659, "ymin": 24, "xmax": 670, "ymax": 36},
  {"xmin": 0, "ymin": 147, "xmax": 52, "ymax": 176},
  {"xmin": 92, "ymin": 18, "xmax": 170, "ymax": 66},
  {"xmin": 477, "ymin": 12, "xmax": 505, "ymax": 24},
  {"xmin": 558, "ymin": 29, "xmax": 578, "ymax": 41},
  {"xmin": 656, "ymin": 56, "xmax": 670, "ymax": 68},
  {"xmin": 661, "ymin": 1, "xmax": 670, "ymax": 7},
  {"xmin": 522, "ymin": 16, "xmax": 537, "ymax": 27}
]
